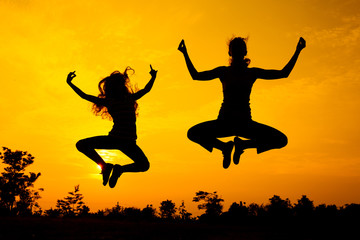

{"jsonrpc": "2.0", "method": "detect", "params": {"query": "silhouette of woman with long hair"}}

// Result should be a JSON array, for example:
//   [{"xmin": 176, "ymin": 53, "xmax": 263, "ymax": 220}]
[
  {"xmin": 178, "ymin": 37, "xmax": 306, "ymax": 169},
  {"xmin": 67, "ymin": 65, "xmax": 157, "ymax": 188}
]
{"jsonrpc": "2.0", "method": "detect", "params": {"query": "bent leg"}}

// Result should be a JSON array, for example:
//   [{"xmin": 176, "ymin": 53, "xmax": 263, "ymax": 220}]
[
  {"xmin": 188, "ymin": 120, "xmax": 231, "ymax": 152},
  {"xmin": 76, "ymin": 136, "xmax": 113, "ymax": 168},
  {"xmin": 118, "ymin": 143, "xmax": 150, "ymax": 173},
  {"xmin": 237, "ymin": 121, "xmax": 288, "ymax": 154}
]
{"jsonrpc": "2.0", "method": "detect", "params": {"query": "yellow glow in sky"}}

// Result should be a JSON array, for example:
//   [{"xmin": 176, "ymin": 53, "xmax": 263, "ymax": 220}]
[{"xmin": 1, "ymin": 0, "xmax": 360, "ymax": 215}]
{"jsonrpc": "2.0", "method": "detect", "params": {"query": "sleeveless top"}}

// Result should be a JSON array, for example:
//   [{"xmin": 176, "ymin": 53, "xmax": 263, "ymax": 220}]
[
  {"xmin": 218, "ymin": 67, "xmax": 256, "ymax": 122},
  {"xmin": 106, "ymin": 96, "xmax": 137, "ymax": 140}
]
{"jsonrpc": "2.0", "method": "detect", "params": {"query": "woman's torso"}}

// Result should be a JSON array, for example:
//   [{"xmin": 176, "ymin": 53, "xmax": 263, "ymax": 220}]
[
  {"xmin": 218, "ymin": 66, "xmax": 257, "ymax": 122},
  {"xmin": 106, "ymin": 96, "xmax": 137, "ymax": 140}
]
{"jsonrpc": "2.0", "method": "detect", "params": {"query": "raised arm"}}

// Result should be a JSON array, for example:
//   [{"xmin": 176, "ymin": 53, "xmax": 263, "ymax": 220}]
[
  {"xmin": 254, "ymin": 37, "xmax": 306, "ymax": 80},
  {"xmin": 66, "ymin": 71, "xmax": 104, "ymax": 105},
  {"xmin": 132, "ymin": 65, "xmax": 157, "ymax": 100},
  {"xmin": 178, "ymin": 39, "xmax": 223, "ymax": 81}
]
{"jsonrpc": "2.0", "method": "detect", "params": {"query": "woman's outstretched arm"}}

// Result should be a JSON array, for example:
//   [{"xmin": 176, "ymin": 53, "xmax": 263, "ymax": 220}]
[
  {"xmin": 178, "ymin": 39, "xmax": 224, "ymax": 81},
  {"xmin": 133, "ymin": 65, "xmax": 157, "ymax": 100},
  {"xmin": 254, "ymin": 37, "xmax": 306, "ymax": 80},
  {"xmin": 66, "ymin": 71, "xmax": 104, "ymax": 104}
]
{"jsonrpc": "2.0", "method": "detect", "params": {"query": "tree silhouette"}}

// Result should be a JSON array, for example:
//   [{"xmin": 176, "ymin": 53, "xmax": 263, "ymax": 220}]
[
  {"xmin": 55, "ymin": 185, "xmax": 89, "ymax": 217},
  {"xmin": 159, "ymin": 199, "xmax": 176, "ymax": 219},
  {"xmin": 44, "ymin": 207, "xmax": 61, "ymax": 217},
  {"xmin": 0, "ymin": 147, "xmax": 43, "ymax": 216},
  {"xmin": 178, "ymin": 200, "xmax": 192, "ymax": 221},
  {"xmin": 267, "ymin": 195, "xmax": 292, "ymax": 217},
  {"xmin": 193, "ymin": 191, "xmax": 224, "ymax": 218},
  {"xmin": 105, "ymin": 202, "xmax": 124, "ymax": 218},
  {"xmin": 341, "ymin": 203, "xmax": 360, "ymax": 218},
  {"xmin": 294, "ymin": 195, "xmax": 314, "ymax": 217},
  {"xmin": 142, "ymin": 204, "xmax": 157, "ymax": 220},
  {"xmin": 225, "ymin": 201, "xmax": 249, "ymax": 221},
  {"xmin": 122, "ymin": 207, "xmax": 142, "ymax": 220},
  {"xmin": 247, "ymin": 203, "xmax": 267, "ymax": 217},
  {"xmin": 315, "ymin": 204, "xmax": 338, "ymax": 218}
]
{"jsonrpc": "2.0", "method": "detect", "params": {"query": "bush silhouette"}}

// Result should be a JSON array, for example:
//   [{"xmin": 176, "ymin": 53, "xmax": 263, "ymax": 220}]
[{"xmin": 55, "ymin": 185, "xmax": 89, "ymax": 217}]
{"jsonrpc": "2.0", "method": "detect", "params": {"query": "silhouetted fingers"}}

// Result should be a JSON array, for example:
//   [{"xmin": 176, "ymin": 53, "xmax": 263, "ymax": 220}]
[
  {"xmin": 178, "ymin": 39, "xmax": 185, "ymax": 50},
  {"xmin": 301, "ymin": 37, "xmax": 306, "ymax": 47},
  {"xmin": 149, "ymin": 65, "xmax": 157, "ymax": 75},
  {"xmin": 297, "ymin": 37, "xmax": 306, "ymax": 50},
  {"xmin": 67, "ymin": 71, "xmax": 76, "ymax": 81}
]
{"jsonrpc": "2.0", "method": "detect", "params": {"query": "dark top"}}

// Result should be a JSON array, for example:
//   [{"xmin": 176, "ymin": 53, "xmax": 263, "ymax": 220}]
[
  {"xmin": 106, "ymin": 95, "xmax": 137, "ymax": 140},
  {"xmin": 218, "ymin": 66, "xmax": 256, "ymax": 122}
]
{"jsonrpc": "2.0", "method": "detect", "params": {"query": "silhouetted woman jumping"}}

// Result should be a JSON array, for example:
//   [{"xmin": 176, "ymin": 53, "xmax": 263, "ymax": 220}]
[
  {"xmin": 67, "ymin": 65, "xmax": 157, "ymax": 188},
  {"xmin": 178, "ymin": 37, "xmax": 306, "ymax": 169}
]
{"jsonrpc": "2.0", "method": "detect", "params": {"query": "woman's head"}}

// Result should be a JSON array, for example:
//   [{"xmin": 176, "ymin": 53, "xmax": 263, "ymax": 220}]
[
  {"xmin": 92, "ymin": 67, "xmax": 138, "ymax": 119},
  {"xmin": 228, "ymin": 37, "xmax": 250, "ymax": 67},
  {"xmin": 98, "ymin": 67, "xmax": 134, "ymax": 99}
]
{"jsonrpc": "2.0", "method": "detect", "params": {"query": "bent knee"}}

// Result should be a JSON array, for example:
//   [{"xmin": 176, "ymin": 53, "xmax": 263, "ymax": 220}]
[
  {"xmin": 138, "ymin": 160, "xmax": 150, "ymax": 172},
  {"xmin": 187, "ymin": 128, "xmax": 194, "ymax": 141},
  {"xmin": 277, "ymin": 134, "xmax": 288, "ymax": 148},
  {"xmin": 187, "ymin": 127, "xmax": 199, "ymax": 142},
  {"xmin": 76, "ymin": 139, "xmax": 87, "ymax": 153}
]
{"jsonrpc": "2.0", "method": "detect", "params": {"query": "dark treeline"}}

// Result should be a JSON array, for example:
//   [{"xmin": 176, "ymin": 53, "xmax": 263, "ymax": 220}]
[
  {"xmin": 40, "ymin": 189, "xmax": 360, "ymax": 223},
  {"xmin": 1, "ymin": 147, "xmax": 360, "ymax": 223}
]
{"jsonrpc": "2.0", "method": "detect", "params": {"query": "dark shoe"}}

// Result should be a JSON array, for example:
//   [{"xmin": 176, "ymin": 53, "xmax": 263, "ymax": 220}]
[
  {"xmin": 109, "ymin": 164, "xmax": 123, "ymax": 188},
  {"xmin": 233, "ymin": 137, "xmax": 244, "ymax": 165},
  {"xmin": 222, "ymin": 141, "xmax": 234, "ymax": 169},
  {"xmin": 102, "ymin": 163, "xmax": 113, "ymax": 186}
]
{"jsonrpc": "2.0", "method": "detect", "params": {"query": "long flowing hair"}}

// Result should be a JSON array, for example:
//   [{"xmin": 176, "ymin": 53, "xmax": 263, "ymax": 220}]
[
  {"xmin": 92, "ymin": 67, "xmax": 138, "ymax": 120},
  {"xmin": 228, "ymin": 37, "xmax": 251, "ymax": 67}
]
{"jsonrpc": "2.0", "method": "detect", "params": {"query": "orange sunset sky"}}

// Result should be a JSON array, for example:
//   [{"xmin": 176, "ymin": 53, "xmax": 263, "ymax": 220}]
[{"xmin": 1, "ymin": 0, "xmax": 359, "ymax": 215}]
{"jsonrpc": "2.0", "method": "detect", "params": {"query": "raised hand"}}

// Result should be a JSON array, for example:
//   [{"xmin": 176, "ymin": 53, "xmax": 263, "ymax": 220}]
[
  {"xmin": 178, "ymin": 39, "xmax": 187, "ymax": 54},
  {"xmin": 67, "ymin": 71, "xmax": 76, "ymax": 84},
  {"xmin": 149, "ymin": 65, "xmax": 157, "ymax": 78},
  {"xmin": 297, "ymin": 37, "xmax": 306, "ymax": 51}
]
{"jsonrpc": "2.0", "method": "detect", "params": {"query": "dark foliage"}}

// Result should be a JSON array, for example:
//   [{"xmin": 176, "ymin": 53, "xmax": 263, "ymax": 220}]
[
  {"xmin": 293, "ymin": 195, "xmax": 314, "ymax": 217},
  {"xmin": 267, "ymin": 195, "xmax": 292, "ymax": 217},
  {"xmin": 193, "ymin": 191, "xmax": 224, "ymax": 221},
  {"xmin": 52, "ymin": 185, "xmax": 89, "ymax": 217},
  {"xmin": 0, "ymin": 147, "xmax": 43, "ymax": 216},
  {"xmin": 159, "ymin": 199, "xmax": 176, "ymax": 219},
  {"xmin": 178, "ymin": 200, "xmax": 192, "ymax": 221}
]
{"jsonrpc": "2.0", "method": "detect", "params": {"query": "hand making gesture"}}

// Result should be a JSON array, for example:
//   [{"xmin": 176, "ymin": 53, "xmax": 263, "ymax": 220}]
[
  {"xmin": 149, "ymin": 64, "xmax": 157, "ymax": 78},
  {"xmin": 178, "ymin": 39, "xmax": 187, "ymax": 54},
  {"xmin": 297, "ymin": 37, "xmax": 306, "ymax": 52},
  {"xmin": 67, "ymin": 71, "xmax": 76, "ymax": 84}
]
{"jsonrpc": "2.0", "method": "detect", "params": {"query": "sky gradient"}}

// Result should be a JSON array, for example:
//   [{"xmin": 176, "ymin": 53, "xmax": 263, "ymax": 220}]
[{"xmin": 1, "ymin": 0, "xmax": 359, "ymax": 215}]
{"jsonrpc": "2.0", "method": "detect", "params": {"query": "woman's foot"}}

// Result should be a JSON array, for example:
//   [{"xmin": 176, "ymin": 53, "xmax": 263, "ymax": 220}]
[
  {"xmin": 109, "ymin": 164, "xmax": 123, "ymax": 188},
  {"xmin": 233, "ymin": 137, "xmax": 244, "ymax": 165},
  {"xmin": 222, "ymin": 141, "xmax": 234, "ymax": 169},
  {"xmin": 102, "ymin": 163, "xmax": 113, "ymax": 186}
]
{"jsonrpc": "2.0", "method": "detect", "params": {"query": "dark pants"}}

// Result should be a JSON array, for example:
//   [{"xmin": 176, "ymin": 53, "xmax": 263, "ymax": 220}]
[
  {"xmin": 187, "ymin": 119, "xmax": 288, "ymax": 154},
  {"xmin": 76, "ymin": 136, "xmax": 149, "ymax": 172}
]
